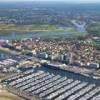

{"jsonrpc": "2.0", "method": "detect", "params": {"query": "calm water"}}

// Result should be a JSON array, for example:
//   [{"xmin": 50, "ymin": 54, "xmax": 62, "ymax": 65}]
[
  {"xmin": 0, "ymin": 32, "xmax": 73, "ymax": 40},
  {"xmin": 0, "ymin": 32, "xmax": 35, "ymax": 40}
]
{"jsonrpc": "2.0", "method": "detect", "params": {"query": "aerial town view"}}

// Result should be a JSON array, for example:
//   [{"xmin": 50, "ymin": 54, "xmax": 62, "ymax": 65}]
[{"xmin": 0, "ymin": 0, "xmax": 100, "ymax": 100}]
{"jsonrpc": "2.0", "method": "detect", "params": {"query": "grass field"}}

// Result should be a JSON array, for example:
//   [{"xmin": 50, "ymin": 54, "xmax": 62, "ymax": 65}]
[
  {"xmin": 0, "ymin": 24, "xmax": 87, "ymax": 34},
  {"xmin": 0, "ymin": 24, "xmax": 88, "ymax": 40},
  {"xmin": 0, "ymin": 24, "xmax": 59, "ymax": 32}
]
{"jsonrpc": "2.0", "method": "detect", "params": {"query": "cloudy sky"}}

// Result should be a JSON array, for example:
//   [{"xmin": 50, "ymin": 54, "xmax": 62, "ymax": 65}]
[{"xmin": 0, "ymin": 0, "xmax": 100, "ymax": 3}]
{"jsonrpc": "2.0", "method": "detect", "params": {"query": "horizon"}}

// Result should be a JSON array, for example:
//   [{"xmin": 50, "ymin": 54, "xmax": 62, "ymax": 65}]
[{"xmin": 0, "ymin": 0, "xmax": 100, "ymax": 4}]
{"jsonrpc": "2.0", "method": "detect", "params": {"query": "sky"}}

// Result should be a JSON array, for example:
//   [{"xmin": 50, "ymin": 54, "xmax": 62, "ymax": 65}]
[{"xmin": 0, "ymin": 0, "xmax": 100, "ymax": 3}]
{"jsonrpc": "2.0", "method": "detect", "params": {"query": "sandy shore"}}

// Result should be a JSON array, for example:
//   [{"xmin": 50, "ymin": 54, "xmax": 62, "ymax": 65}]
[{"xmin": 0, "ymin": 84, "xmax": 24, "ymax": 100}]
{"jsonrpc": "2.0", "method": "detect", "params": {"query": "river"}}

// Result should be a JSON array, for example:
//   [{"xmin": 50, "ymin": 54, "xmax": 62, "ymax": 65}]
[{"xmin": 0, "ymin": 31, "xmax": 73, "ymax": 40}]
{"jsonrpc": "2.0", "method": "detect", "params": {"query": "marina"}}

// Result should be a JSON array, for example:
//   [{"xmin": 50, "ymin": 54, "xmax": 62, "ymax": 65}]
[{"xmin": 2, "ymin": 66, "xmax": 100, "ymax": 100}]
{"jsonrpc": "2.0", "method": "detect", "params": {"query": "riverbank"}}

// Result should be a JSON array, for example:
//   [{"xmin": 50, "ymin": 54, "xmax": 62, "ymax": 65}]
[
  {"xmin": 0, "ymin": 84, "xmax": 24, "ymax": 100},
  {"xmin": 0, "ymin": 24, "xmax": 88, "ymax": 36}
]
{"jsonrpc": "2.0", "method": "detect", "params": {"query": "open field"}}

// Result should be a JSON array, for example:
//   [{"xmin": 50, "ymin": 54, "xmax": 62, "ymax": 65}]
[
  {"xmin": 0, "ymin": 84, "xmax": 24, "ymax": 100},
  {"xmin": 0, "ymin": 24, "xmax": 88, "ymax": 36},
  {"xmin": 0, "ymin": 24, "xmax": 88, "ymax": 41},
  {"xmin": 0, "ymin": 24, "xmax": 61, "ymax": 32},
  {"xmin": 0, "ymin": 73, "xmax": 24, "ymax": 100}
]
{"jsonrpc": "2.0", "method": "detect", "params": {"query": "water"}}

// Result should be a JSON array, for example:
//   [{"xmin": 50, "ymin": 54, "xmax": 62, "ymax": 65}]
[
  {"xmin": 0, "ymin": 32, "xmax": 72, "ymax": 40},
  {"xmin": 0, "ymin": 32, "xmax": 35, "ymax": 40}
]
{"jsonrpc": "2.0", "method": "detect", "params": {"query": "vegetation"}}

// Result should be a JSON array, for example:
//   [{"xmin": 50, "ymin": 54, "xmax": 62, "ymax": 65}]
[
  {"xmin": 0, "ymin": 23, "xmax": 88, "ymax": 36},
  {"xmin": 92, "ymin": 40, "xmax": 100, "ymax": 49},
  {"xmin": 0, "ymin": 24, "xmax": 65, "ymax": 32},
  {"xmin": 87, "ymin": 22, "xmax": 100, "ymax": 36}
]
